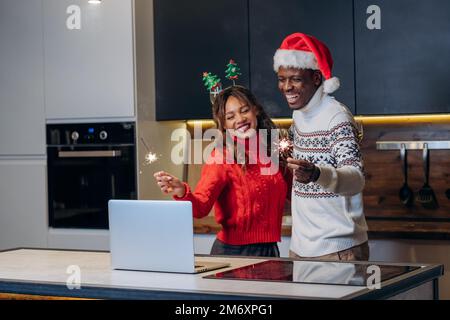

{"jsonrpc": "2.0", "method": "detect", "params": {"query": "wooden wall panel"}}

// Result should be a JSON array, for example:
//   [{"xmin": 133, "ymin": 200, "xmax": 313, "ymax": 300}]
[
  {"xmin": 361, "ymin": 122, "xmax": 450, "ymax": 220},
  {"xmin": 185, "ymin": 118, "xmax": 450, "ymax": 234}
]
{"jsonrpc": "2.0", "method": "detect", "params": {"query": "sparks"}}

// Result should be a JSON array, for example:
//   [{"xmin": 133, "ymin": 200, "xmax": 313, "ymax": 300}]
[
  {"xmin": 144, "ymin": 152, "xmax": 159, "ymax": 165},
  {"xmin": 279, "ymin": 138, "xmax": 291, "ymax": 151},
  {"xmin": 278, "ymin": 137, "xmax": 293, "ymax": 159},
  {"xmin": 140, "ymin": 137, "xmax": 159, "ymax": 165}
]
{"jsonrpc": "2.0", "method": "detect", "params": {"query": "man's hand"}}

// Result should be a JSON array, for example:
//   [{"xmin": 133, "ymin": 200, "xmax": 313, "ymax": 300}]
[{"xmin": 286, "ymin": 158, "xmax": 320, "ymax": 184}]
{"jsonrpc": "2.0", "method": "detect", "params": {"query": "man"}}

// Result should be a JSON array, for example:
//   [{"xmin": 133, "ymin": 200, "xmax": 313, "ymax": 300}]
[{"xmin": 273, "ymin": 32, "xmax": 369, "ymax": 261}]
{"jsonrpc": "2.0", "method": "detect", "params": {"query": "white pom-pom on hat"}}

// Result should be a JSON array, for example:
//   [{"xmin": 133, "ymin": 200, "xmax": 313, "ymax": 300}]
[{"xmin": 323, "ymin": 76, "xmax": 340, "ymax": 94}]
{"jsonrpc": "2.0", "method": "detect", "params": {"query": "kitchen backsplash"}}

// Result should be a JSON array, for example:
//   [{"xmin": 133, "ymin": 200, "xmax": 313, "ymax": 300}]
[{"xmin": 185, "ymin": 116, "xmax": 450, "ymax": 221}]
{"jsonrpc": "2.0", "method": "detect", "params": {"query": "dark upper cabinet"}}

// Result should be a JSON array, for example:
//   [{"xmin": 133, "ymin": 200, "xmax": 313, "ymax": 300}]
[
  {"xmin": 154, "ymin": 0, "xmax": 250, "ymax": 120},
  {"xmin": 249, "ymin": 0, "xmax": 355, "ymax": 117},
  {"xmin": 154, "ymin": 0, "xmax": 450, "ymax": 120},
  {"xmin": 355, "ymin": 0, "xmax": 450, "ymax": 115}
]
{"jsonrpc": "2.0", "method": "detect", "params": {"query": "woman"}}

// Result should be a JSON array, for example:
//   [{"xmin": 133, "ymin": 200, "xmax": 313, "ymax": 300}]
[{"xmin": 154, "ymin": 86, "xmax": 291, "ymax": 257}]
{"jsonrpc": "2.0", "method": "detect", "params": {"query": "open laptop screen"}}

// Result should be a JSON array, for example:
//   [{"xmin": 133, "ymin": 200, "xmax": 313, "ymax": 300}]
[{"xmin": 108, "ymin": 200, "xmax": 196, "ymax": 273}]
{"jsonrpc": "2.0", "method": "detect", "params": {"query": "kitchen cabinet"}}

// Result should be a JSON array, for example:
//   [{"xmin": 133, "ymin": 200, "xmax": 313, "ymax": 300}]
[
  {"xmin": 249, "ymin": 0, "xmax": 355, "ymax": 117},
  {"xmin": 0, "ymin": 0, "xmax": 46, "ymax": 155},
  {"xmin": 354, "ymin": 0, "xmax": 450, "ymax": 115},
  {"xmin": 153, "ymin": 0, "xmax": 354, "ymax": 120},
  {"xmin": 154, "ymin": 0, "xmax": 450, "ymax": 119},
  {"xmin": 0, "ymin": 160, "xmax": 48, "ymax": 251},
  {"xmin": 153, "ymin": 0, "xmax": 250, "ymax": 120},
  {"xmin": 43, "ymin": 0, "xmax": 135, "ymax": 120}
]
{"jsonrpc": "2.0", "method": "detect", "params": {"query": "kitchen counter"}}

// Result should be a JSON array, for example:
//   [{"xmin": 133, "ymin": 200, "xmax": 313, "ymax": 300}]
[{"xmin": 0, "ymin": 248, "xmax": 443, "ymax": 300}]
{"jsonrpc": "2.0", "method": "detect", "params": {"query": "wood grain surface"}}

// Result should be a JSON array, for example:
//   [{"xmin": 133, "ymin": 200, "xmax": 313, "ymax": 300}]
[{"xmin": 187, "ymin": 118, "xmax": 450, "ymax": 237}]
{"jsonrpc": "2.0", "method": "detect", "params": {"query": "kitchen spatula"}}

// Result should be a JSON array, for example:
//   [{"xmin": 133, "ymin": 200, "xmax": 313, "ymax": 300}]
[{"xmin": 416, "ymin": 144, "xmax": 439, "ymax": 209}]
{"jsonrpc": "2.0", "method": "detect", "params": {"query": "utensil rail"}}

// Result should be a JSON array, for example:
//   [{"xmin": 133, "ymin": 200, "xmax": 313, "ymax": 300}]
[{"xmin": 376, "ymin": 141, "xmax": 450, "ymax": 150}]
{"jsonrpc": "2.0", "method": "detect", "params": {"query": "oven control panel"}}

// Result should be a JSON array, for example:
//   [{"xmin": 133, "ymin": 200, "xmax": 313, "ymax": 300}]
[{"xmin": 47, "ymin": 122, "xmax": 135, "ymax": 145}]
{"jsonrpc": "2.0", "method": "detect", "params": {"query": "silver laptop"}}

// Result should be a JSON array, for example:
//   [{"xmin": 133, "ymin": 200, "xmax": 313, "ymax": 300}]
[{"xmin": 108, "ymin": 200, "xmax": 230, "ymax": 273}]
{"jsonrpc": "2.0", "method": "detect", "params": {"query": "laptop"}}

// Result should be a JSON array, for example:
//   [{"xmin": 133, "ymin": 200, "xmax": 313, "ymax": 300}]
[{"xmin": 108, "ymin": 200, "xmax": 230, "ymax": 273}]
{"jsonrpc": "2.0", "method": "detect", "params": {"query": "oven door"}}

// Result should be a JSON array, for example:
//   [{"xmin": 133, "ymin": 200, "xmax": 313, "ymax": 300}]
[{"xmin": 47, "ymin": 145, "xmax": 136, "ymax": 229}]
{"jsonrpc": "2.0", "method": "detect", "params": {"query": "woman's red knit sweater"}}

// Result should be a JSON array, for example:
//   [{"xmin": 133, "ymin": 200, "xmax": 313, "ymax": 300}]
[{"xmin": 174, "ymin": 151, "xmax": 291, "ymax": 245}]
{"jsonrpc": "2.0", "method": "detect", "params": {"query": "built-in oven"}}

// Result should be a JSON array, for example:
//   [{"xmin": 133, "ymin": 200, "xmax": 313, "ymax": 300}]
[{"xmin": 47, "ymin": 122, "xmax": 137, "ymax": 229}]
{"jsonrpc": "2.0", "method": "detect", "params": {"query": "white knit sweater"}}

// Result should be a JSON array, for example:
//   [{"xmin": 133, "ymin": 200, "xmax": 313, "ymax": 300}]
[{"xmin": 290, "ymin": 85, "xmax": 368, "ymax": 257}]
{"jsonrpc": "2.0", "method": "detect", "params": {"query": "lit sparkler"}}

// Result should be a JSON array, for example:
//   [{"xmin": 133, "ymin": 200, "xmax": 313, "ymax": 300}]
[
  {"xmin": 278, "ymin": 137, "xmax": 293, "ymax": 160},
  {"xmin": 144, "ymin": 152, "xmax": 159, "ymax": 165},
  {"xmin": 140, "ymin": 137, "xmax": 160, "ymax": 166}
]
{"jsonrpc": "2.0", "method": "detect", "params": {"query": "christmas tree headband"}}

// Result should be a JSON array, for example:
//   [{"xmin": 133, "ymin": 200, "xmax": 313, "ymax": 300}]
[{"xmin": 202, "ymin": 59, "xmax": 242, "ymax": 104}]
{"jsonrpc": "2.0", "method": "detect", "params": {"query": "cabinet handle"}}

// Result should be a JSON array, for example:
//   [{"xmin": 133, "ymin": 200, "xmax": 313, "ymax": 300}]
[{"xmin": 58, "ymin": 150, "xmax": 122, "ymax": 158}]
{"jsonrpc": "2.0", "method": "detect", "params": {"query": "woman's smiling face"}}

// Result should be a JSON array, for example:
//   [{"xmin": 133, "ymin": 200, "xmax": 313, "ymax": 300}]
[{"xmin": 224, "ymin": 96, "xmax": 258, "ymax": 139}]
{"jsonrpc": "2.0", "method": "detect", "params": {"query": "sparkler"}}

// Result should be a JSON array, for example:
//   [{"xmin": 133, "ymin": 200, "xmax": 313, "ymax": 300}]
[
  {"xmin": 278, "ymin": 137, "xmax": 293, "ymax": 160},
  {"xmin": 140, "ymin": 137, "xmax": 160, "ymax": 165},
  {"xmin": 144, "ymin": 152, "xmax": 158, "ymax": 165},
  {"xmin": 140, "ymin": 137, "xmax": 172, "ymax": 192}
]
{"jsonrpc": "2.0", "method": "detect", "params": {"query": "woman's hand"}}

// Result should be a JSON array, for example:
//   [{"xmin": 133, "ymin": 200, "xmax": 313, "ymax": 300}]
[{"xmin": 153, "ymin": 171, "xmax": 186, "ymax": 198}]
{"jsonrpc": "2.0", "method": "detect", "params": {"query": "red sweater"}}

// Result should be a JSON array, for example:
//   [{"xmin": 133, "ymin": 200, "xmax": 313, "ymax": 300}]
[{"xmin": 174, "ymin": 150, "xmax": 291, "ymax": 245}]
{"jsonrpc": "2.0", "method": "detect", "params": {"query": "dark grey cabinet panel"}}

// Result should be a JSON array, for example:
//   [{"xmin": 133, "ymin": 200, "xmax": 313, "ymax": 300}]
[
  {"xmin": 154, "ymin": 0, "xmax": 250, "ymax": 120},
  {"xmin": 355, "ymin": 0, "xmax": 450, "ymax": 115},
  {"xmin": 249, "ymin": 0, "xmax": 355, "ymax": 117}
]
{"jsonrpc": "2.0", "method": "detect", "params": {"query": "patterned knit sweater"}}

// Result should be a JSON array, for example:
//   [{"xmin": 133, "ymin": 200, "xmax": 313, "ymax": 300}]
[
  {"xmin": 290, "ymin": 85, "xmax": 368, "ymax": 257},
  {"xmin": 174, "ymin": 149, "xmax": 290, "ymax": 245}
]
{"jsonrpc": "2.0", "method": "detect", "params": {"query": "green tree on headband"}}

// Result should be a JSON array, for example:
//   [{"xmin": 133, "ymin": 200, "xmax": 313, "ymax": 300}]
[
  {"xmin": 225, "ymin": 59, "xmax": 242, "ymax": 85},
  {"xmin": 202, "ymin": 72, "xmax": 222, "ymax": 93}
]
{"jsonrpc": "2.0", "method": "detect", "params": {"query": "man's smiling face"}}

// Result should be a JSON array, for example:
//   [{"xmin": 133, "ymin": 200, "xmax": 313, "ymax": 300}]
[{"xmin": 277, "ymin": 67, "xmax": 322, "ymax": 110}]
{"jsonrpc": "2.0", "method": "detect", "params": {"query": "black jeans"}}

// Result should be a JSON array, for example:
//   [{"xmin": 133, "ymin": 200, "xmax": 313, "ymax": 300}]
[{"xmin": 210, "ymin": 239, "xmax": 280, "ymax": 257}]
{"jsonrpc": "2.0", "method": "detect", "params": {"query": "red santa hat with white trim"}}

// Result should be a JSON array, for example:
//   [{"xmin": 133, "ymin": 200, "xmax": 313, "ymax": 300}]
[{"xmin": 273, "ymin": 32, "xmax": 340, "ymax": 94}]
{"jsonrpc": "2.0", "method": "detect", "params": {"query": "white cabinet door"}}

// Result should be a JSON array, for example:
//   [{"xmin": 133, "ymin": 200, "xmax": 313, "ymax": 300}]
[
  {"xmin": 0, "ymin": 160, "xmax": 48, "ymax": 251},
  {"xmin": 0, "ymin": 0, "xmax": 46, "ymax": 156},
  {"xmin": 43, "ymin": 0, "xmax": 135, "ymax": 120}
]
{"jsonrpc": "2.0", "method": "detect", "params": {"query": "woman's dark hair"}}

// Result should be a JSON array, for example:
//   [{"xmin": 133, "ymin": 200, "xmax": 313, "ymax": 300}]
[{"xmin": 211, "ymin": 85, "xmax": 278, "ymax": 167}]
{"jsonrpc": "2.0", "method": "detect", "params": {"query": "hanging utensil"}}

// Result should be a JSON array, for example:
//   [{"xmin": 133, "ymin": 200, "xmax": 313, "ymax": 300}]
[
  {"xmin": 416, "ymin": 143, "xmax": 439, "ymax": 209},
  {"xmin": 398, "ymin": 144, "xmax": 414, "ymax": 207}
]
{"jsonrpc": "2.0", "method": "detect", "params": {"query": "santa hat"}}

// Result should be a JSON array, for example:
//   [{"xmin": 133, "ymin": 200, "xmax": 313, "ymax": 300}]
[{"xmin": 273, "ymin": 32, "xmax": 340, "ymax": 94}]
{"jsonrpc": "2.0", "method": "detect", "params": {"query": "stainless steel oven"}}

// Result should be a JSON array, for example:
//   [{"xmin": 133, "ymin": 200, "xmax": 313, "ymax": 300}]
[{"xmin": 47, "ymin": 122, "xmax": 136, "ymax": 229}]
